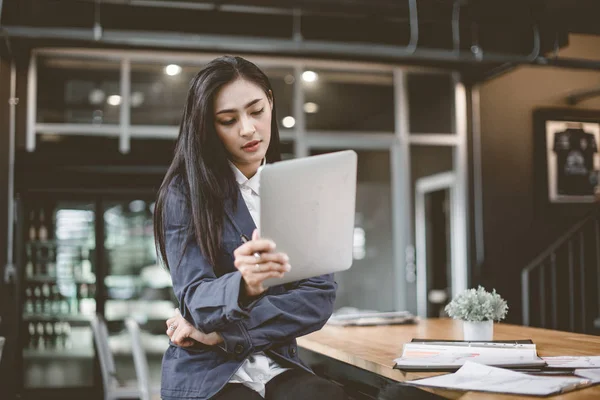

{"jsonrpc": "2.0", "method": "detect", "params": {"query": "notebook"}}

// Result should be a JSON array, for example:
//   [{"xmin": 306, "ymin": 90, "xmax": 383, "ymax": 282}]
[{"xmin": 393, "ymin": 341, "xmax": 546, "ymax": 371}]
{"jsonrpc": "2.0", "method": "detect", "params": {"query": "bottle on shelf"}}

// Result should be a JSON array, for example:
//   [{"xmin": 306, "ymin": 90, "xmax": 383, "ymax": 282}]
[
  {"xmin": 33, "ymin": 284, "xmax": 43, "ymax": 314},
  {"xmin": 62, "ymin": 322, "xmax": 72, "ymax": 349},
  {"xmin": 38, "ymin": 209, "xmax": 48, "ymax": 242},
  {"xmin": 54, "ymin": 322, "xmax": 63, "ymax": 349},
  {"xmin": 25, "ymin": 246, "xmax": 34, "ymax": 279},
  {"xmin": 42, "ymin": 283, "xmax": 52, "ymax": 314},
  {"xmin": 46, "ymin": 247, "xmax": 56, "ymax": 278},
  {"xmin": 28, "ymin": 322, "xmax": 36, "ymax": 349},
  {"xmin": 24, "ymin": 286, "xmax": 34, "ymax": 314},
  {"xmin": 51, "ymin": 284, "xmax": 61, "ymax": 314},
  {"xmin": 36, "ymin": 322, "xmax": 45, "ymax": 350},
  {"xmin": 28, "ymin": 210, "xmax": 37, "ymax": 241},
  {"xmin": 45, "ymin": 322, "xmax": 54, "ymax": 348}
]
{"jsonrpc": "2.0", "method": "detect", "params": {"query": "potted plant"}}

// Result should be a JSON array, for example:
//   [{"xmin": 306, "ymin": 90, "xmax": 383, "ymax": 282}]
[{"xmin": 444, "ymin": 286, "xmax": 508, "ymax": 341}]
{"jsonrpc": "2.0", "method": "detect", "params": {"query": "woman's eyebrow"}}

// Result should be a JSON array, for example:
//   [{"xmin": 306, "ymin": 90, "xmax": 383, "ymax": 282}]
[{"xmin": 216, "ymin": 98, "xmax": 262, "ymax": 115}]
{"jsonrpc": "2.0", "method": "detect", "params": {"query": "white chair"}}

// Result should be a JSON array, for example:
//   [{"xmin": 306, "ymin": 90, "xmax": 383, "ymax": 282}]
[
  {"xmin": 124, "ymin": 318, "xmax": 161, "ymax": 400},
  {"xmin": 90, "ymin": 313, "xmax": 143, "ymax": 400}
]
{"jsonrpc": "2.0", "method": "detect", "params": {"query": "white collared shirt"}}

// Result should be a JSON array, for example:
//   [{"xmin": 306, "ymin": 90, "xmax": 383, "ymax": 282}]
[{"xmin": 227, "ymin": 160, "xmax": 290, "ymax": 397}]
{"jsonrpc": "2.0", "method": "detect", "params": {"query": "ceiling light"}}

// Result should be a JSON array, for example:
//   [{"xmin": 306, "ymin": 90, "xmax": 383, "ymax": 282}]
[
  {"xmin": 303, "ymin": 102, "xmax": 319, "ymax": 113},
  {"xmin": 165, "ymin": 64, "xmax": 182, "ymax": 76},
  {"xmin": 302, "ymin": 71, "xmax": 318, "ymax": 83},
  {"xmin": 107, "ymin": 95, "xmax": 122, "ymax": 106},
  {"xmin": 88, "ymin": 89, "xmax": 105, "ymax": 105},
  {"xmin": 282, "ymin": 116, "xmax": 296, "ymax": 128},
  {"xmin": 284, "ymin": 74, "xmax": 295, "ymax": 85},
  {"xmin": 131, "ymin": 92, "xmax": 145, "ymax": 108}
]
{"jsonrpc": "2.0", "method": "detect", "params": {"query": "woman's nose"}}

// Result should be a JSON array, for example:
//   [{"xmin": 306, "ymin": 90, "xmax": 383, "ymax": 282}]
[{"xmin": 239, "ymin": 116, "xmax": 255, "ymax": 137}]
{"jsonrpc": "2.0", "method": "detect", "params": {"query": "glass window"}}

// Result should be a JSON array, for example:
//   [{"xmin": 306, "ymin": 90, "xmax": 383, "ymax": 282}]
[
  {"xmin": 310, "ymin": 149, "xmax": 394, "ymax": 312},
  {"xmin": 130, "ymin": 63, "xmax": 200, "ymax": 126},
  {"xmin": 304, "ymin": 70, "xmax": 394, "ymax": 132},
  {"xmin": 411, "ymin": 146, "xmax": 454, "ymax": 182},
  {"xmin": 259, "ymin": 67, "xmax": 294, "ymax": 132},
  {"xmin": 280, "ymin": 140, "xmax": 295, "ymax": 161},
  {"xmin": 407, "ymin": 73, "xmax": 454, "ymax": 134},
  {"xmin": 37, "ymin": 55, "xmax": 121, "ymax": 124}
]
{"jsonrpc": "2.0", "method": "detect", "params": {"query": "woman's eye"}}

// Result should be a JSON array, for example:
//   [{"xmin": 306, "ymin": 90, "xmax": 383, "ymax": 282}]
[
  {"xmin": 220, "ymin": 119, "xmax": 236, "ymax": 126},
  {"xmin": 252, "ymin": 108, "xmax": 264, "ymax": 116}
]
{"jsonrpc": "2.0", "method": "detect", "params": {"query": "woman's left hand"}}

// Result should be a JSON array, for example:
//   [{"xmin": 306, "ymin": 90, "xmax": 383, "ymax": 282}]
[{"xmin": 166, "ymin": 309, "xmax": 224, "ymax": 347}]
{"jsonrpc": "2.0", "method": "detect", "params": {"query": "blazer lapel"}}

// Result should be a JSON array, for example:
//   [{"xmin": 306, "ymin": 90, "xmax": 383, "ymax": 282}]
[{"xmin": 224, "ymin": 188, "xmax": 257, "ymax": 241}]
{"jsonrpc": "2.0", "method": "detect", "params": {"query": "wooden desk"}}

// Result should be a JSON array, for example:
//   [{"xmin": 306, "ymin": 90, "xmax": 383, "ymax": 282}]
[{"xmin": 297, "ymin": 319, "xmax": 600, "ymax": 399}]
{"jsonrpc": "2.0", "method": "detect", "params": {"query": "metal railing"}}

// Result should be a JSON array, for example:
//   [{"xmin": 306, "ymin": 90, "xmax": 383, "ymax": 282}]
[{"xmin": 522, "ymin": 208, "xmax": 600, "ymax": 333}]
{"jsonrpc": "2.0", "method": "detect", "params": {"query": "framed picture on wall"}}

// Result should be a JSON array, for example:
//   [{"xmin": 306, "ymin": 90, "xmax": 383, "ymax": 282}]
[{"xmin": 535, "ymin": 109, "xmax": 600, "ymax": 204}]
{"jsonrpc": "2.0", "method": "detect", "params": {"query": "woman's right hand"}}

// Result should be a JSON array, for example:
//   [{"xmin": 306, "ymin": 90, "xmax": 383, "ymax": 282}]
[{"xmin": 233, "ymin": 229, "xmax": 291, "ymax": 297}]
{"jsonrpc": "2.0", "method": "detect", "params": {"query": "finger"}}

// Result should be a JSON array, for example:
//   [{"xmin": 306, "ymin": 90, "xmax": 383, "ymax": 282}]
[
  {"xmin": 180, "ymin": 338, "xmax": 196, "ymax": 347},
  {"xmin": 234, "ymin": 239, "xmax": 276, "ymax": 257},
  {"xmin": 244, "ymin": 271, "xmax": 286, "ymax": 287},
  {"xmin": 166, "ymin": 317, "xmax": 176, "ymax": 329},
  {"xmin": 175, "ymin": 308, "xmax": 181, "ymax": 316},
  {"xmin": 252, "ymin": 229, "xmax": 260, "ymax": 241},
  {"xmin": 175, "ymin": 313, "xmax": 189, "ymax": 326},
  {"xmin": 188, "ymin": 329, "xmax": 208, "ymax": 344},
  {"xmin": 234, "ymin": 252, "xmax": 289, "ymax": 268},
  {"xmin": 242, "ymin": 261, "xmax": 291, "ymax": 274},
  {"xmin": 172, "ymin": 324, "xmax": 192, "ymax": 346}
]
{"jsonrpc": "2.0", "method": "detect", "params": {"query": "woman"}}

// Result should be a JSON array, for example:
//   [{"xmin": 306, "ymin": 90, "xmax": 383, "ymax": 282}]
[{"xmin": 154, "ymin": 56, "xmax": 347, "ymax": 400}]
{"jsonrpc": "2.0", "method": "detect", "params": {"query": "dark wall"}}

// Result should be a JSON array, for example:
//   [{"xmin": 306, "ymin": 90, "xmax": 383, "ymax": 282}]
[{"xmin": 478, "ymin": 34, "xmax": 600, "ymax": 323}]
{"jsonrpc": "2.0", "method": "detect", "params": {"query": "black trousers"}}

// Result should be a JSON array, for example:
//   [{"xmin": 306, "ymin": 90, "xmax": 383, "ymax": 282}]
[{"xmin": 211, "ymin": 368, "xmax": 348, "ymax": 400}]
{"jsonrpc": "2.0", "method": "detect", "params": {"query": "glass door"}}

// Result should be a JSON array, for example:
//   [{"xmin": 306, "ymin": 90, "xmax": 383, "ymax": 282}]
[
  {"xmin": 309, "ymin": 149, "xmax": 395, "ymax": 312},
  {"xmin": 22, "ymin": 201, "xmax": 97, "ymax": 389},
  {"xmin": 102, "ymin": 199, "xmax": 174, "ymax": 385}
]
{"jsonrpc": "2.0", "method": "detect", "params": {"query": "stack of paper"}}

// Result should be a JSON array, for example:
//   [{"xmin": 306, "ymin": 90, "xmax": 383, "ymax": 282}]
[
  {"xmin": 327, "ymin": 307, "xmax": 417, "ymax": 326},
  {"xmin": 394, "ymin": 342, "xmax": 546, "ymax": 371},
  {"xmin": 408, "ymin": 361, "xmax": 592, "ymax": 396}
]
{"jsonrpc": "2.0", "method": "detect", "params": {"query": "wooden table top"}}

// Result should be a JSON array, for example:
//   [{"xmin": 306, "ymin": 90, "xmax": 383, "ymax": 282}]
[{"xmin": 297, "ymin": 318, "xmax": 600, "ymax": 399}]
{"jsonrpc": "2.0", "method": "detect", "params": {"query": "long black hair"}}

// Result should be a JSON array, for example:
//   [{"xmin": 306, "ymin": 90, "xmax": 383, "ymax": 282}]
[{"xmin": 154, "ymin": 56, "xmax": 282, "ymax": 270}]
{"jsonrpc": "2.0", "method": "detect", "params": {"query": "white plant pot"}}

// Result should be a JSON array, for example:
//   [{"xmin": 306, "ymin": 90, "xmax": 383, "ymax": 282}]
[{"xmin": 462, "ymin": 320, "xmax": 493, "ymax": 341}]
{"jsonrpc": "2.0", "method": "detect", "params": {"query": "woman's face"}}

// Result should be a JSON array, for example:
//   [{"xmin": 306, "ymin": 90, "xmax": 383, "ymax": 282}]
[{"xmin": 213, "ymin": 78, "xmax": 272, "ymax": 174}]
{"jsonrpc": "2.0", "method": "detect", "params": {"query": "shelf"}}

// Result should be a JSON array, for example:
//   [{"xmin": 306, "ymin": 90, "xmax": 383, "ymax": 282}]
[
  {"xmin": 23, "ymin": 348, "xmax": 94, "ymax": 359},
  {"xmin": 105, "ymin": 299, "xmax": 175, "ymax": 322},
  {"xmin": 26, "ymin": 240, "xmax": 92, "ymax": 247},
  {"xmin": 23, "ymin": 313, "xmax": 92, "ymax": 323},
  {"xmin": 26, "ymin": 275, "xmax": 96, "ymax": 284}
]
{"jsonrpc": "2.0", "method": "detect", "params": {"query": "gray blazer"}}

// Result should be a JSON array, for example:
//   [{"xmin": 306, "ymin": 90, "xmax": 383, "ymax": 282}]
[{"xmin": 160, "ymin": 178, "xmax": 337, "ymax": 399}]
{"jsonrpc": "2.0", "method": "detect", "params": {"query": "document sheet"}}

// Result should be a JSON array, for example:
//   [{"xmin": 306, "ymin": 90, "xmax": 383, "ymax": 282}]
[{"xmin": 408, "ymin": 361, "xmax": 592, "ymax": 396}]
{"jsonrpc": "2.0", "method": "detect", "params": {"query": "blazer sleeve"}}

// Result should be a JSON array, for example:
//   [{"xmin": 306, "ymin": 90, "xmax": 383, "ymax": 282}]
[
  {"xmin": 164, "ymin": 181, "xmax": 337, "ymax": 359},
  {"xmin": 218, "ymin": 274, "xmax": 337, "ymax": 359},
  {"xmin": 164, "ymin": 182, "xmax": 250, "ymax": 333}
]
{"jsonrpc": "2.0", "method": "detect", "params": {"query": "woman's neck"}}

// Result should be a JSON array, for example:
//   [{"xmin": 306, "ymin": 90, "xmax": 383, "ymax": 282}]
[{"xmin": 234, "ymin": 160, "xmax": 261, "ymax": 179}]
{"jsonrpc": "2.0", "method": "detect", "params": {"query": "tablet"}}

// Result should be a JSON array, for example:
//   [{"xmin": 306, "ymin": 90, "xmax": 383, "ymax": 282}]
[{"xmin": 259, "ymin": 150, "xmax": 357, "ymax": 287}]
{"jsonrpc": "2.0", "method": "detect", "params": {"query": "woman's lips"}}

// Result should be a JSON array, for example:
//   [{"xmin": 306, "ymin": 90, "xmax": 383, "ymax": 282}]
[{"xmin": 242, "ymin": 140, "xmax": 261, "ymax": 152}]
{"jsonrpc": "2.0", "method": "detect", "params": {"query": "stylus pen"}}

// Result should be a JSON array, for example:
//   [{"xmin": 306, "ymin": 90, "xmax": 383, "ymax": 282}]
[{"xmin": 240, "ymin": 234, "xmax": 262, "ymax": 259}]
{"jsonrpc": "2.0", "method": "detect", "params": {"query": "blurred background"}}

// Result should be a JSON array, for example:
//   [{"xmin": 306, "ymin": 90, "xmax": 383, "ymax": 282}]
[{"xmin": 1, "ymin": 0, "xmax": 600, "ymax": 399}]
